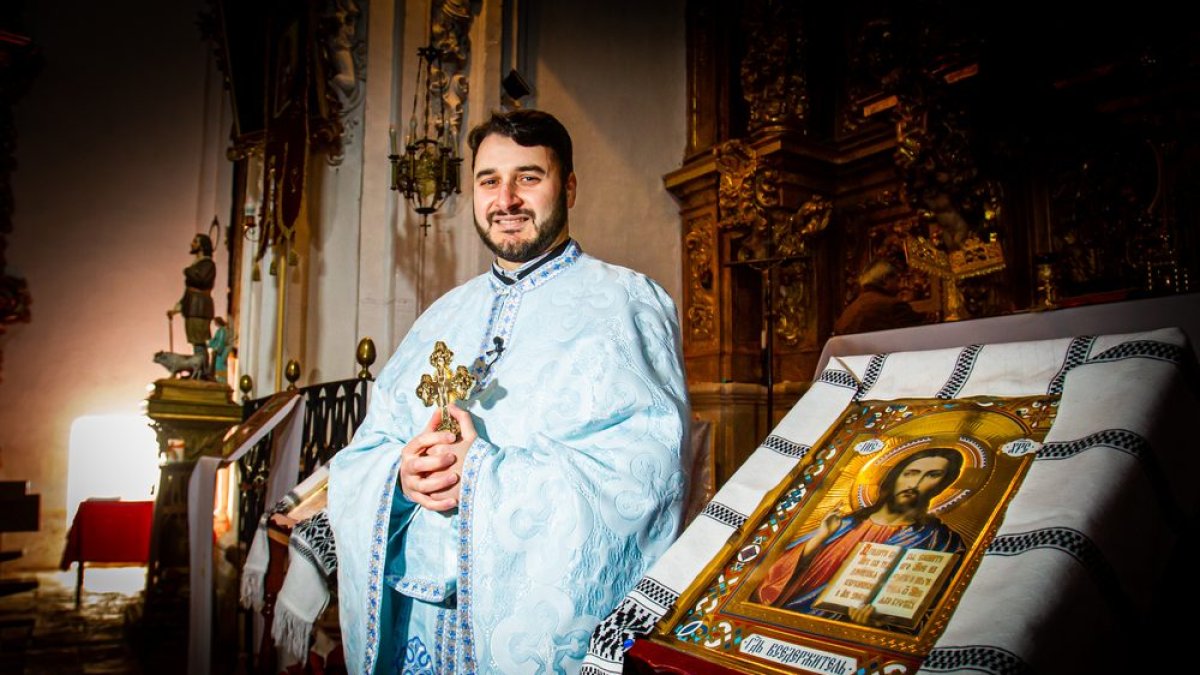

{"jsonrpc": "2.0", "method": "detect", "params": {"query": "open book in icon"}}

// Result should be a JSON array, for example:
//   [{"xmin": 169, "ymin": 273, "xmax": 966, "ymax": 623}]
[{"xmin": 813, "ymin": 542, "xmax": 959, "ymax": 629}]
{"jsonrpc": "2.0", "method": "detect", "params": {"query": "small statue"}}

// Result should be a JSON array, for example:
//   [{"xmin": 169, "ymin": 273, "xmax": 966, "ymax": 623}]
[
  {"xmin": 208, "ymin": 317, "xmax": 233, "ymax": 383},
  {"xmin": 163, "ymin": 232, "xmax": 216, "ymax": 380},
  {"xmin": 1034, "ymin": 255, "xmax": 1060, "ymax": 310},
  {"xmin": 153, "ymin": 350, "xmax": 208, "ymax": 379}
]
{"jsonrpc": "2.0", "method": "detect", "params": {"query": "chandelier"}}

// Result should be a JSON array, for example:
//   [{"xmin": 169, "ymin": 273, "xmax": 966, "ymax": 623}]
[{"xmin": 390, "ymin": 46, "xmax": 462, "ymax": 229}]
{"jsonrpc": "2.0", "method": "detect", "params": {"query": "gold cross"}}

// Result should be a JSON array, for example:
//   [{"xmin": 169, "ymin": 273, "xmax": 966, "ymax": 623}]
[{"xmin": 416, "ymin": 341, "xmax": 475, "ymax": 436}]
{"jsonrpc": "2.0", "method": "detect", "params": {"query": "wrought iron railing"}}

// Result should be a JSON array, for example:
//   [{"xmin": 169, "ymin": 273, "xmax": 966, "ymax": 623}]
[
  {"xmin": 299, "ymin": 378, "xmax": 369, "ymax": 478},
  {"xmin": 235, "ymin": 395, "xmax": 274, "ymax": 548},
  {"xmin": 235, "ymin": 339, "xmax": 377, "ymax": 550}
]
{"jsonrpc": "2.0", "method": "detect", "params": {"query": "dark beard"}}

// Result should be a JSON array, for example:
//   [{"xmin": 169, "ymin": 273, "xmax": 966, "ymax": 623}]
[
  {"xmin": 474, "ymin": 189, "xmax": 568, "ymax": 264},
  {"xmin": 885, "ymin": 489, "xmax": 931, "ymax": 517}
]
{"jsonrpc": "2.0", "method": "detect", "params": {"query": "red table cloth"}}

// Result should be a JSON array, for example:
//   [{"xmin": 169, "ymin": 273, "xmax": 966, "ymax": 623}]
[{"xmin": 59, "ymin": 500, "xmax": 153, "ymax": 569}]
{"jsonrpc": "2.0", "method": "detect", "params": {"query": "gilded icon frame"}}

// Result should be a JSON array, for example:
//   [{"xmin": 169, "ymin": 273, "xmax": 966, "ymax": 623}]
[{"xmin": 653, "ymin": 396, "xmax": 1059, "ymax": 674}]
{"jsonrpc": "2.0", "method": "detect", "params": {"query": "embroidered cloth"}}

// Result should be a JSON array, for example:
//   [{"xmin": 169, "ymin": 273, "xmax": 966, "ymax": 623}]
[{"xmin": 584, "ymin": 328, "xmax": 1198, "ymax": 675}]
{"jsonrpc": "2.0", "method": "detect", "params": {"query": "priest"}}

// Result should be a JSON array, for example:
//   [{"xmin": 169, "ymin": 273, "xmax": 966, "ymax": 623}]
[{"xmin": 328, "ymin": 109, "xmax": 689, "ymax": 673}]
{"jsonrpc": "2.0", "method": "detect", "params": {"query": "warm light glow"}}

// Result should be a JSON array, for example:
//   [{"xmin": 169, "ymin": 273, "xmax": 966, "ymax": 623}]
[{"xmin": 67, "ymin": 415, "xmax": 159, "ymax": 522}]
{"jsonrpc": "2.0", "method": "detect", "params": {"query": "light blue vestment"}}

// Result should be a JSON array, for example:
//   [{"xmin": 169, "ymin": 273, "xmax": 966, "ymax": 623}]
[{"xmin": 328, "ymin": 242, "xmax": 689, "ymax": 673}]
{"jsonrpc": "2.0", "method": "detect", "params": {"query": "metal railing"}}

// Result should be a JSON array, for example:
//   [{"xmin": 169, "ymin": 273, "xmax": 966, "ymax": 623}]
[{"xmin": 235, "ymin": 338, "xmax": 376, "ymax": 550}]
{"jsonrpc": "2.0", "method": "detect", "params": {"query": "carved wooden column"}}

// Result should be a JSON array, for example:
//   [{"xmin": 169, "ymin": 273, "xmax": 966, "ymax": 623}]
[
  {"xmin": 669, "ymin": 0, "xmax": 834, "ymax": 483},
  {"xmin": 673, "ymin": 0, "xmax": 1200, "ymax": 485}
]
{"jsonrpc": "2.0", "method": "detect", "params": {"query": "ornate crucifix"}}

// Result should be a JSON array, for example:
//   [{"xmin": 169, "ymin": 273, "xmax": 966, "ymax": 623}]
[{"xmin": 416, "ymin": 341, "xmax": 475, "ymax": 435}]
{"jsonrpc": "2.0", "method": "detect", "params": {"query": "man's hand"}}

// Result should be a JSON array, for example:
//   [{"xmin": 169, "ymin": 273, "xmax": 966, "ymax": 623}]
[
  {"xmin": 818, "ymin": 509, "xmax": 844, "ymax": 538},
  {"xmin": 423, "ymin": 405, "xmax": 478, "ymax": 505},
  {"xmin": 847, "ymin": 604, "xmax": 881, "ymax": 626},
  {"xmin": 398, "ymin": 405, "xmax": 478, "ymax": 512},
  {"xmin": 399, "ymin": 411, "xmax": 459, "ymax": 511},
  {"xmin": 799, "ymin": 509, "xmax": 845, "ymax": 561}
]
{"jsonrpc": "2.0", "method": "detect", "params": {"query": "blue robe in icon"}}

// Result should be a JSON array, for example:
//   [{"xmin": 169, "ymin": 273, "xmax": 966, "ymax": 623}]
[{"xmin": 328, "ymin": 242, "xmax": 689, "ymax": 673}]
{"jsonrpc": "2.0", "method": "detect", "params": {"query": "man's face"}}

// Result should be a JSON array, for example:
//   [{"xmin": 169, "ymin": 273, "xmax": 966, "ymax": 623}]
[
  {"xmin": 472, "ymin": 134, "xmax": 576, "ymax": 269},
  {"xmin": 190, "ymin": 236, "xmax": 202, "ymax": 255},
  {"xmin": 887, "ymin": 456, "xmax": 951, "ymax": 513}
]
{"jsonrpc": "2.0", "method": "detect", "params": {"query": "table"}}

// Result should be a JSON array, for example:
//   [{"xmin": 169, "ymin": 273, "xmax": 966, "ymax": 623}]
[{"xmin": 60, "ymin": 500, "xmax": 153, "ymax": 608}]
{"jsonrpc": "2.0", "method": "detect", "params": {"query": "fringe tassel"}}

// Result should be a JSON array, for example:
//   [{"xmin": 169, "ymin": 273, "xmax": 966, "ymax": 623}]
[
  {"xmin": 239, "ymin": 568, "xmax": 264, "ymax": 612},
  {"xmin": 239, "ymin": 521, "xmax": 270, "ymax": 611},
  {"xmin": 272, "ymin": 602, "xmax": 315, "ymax": 667}
]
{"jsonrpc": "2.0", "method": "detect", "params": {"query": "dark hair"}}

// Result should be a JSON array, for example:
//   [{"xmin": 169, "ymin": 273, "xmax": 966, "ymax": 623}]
[
  {"xmin": 885, "ymin": 447, "xmax": 962, "ymax": 493},
  {"xmin": 194, "ymin": 233, "xmax": 214, "ymax": 257},
  {"xmin": 467, "ymin": 109, "xmax": 574, "ymax": 176},
  {"xmin": 857, "ymin": 447, "xmax": 963, "ymax": 521}
]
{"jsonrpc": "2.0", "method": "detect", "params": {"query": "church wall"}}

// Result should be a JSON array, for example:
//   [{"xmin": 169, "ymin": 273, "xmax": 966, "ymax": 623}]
[
  {"xmin": 329, "ymin": 0, "xmax": 687, "ymax": 366},
  {"xmin": 388, "ymin": 0, "xmax": 457, "ymax": 347},
  {"xmin": 304, "ymin": 118, "xmax": 368, "ymax": 385},
  {"xmin": 352, "ymin": 0, "xmax": 407, "ymax": 361},
  {"xmin": 0, "ymin": 0, "xmax": 228, "ymax": 569},
  {"xmin": 525, "ymin": 0, "xmax": 687, "ymax": 302},
  {"xmin": 298, "ymin": 0, "xmax": 443, "ymax": 381},
  {"xmin": 0, "ymin": 0, "xmax": 688, "ymax": 570},
  {"xmin": 234, "ymin": 2, "xmax": 382, "ymax": 391}
]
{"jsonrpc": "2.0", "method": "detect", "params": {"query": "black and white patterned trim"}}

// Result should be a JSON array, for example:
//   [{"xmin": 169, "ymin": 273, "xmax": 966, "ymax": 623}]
[
  {"xmin": 852, "ymin": 353, "xmax": 888, "ymax": 402},
  {"xmin": 290, "ymin": 511, "xmax": 337, "ymax": 578},
  {"xmin": 936, "ymin": 344, "xmax": 984, "ymax": 399},
  {"xmin": 817, "ymin": 368, "xmax": 859, "ymax": 390},
  {"xmin": 986, "ymin": 527, "xmax": 1103, "ymax": 567},
  {"xmin": 633, "ymin": 577, "xmax": 679, "ymax": 610},
  {"xmin": 985, "ymin": 526, "xmax": 1135, "ymax": 622},
  {"xmin": 586, "ymin": 592, "xmax": 669, "ymax": 663},
  {"xmin": 922, "ymin": 645, "xmax": 1032, "ymax": 675},
  {"xmin": 1039, "ymin": 429, "xmax": 1183, "ymax": 531},
  {"xmin": 762, "ymin": 435, "xmax": 810, "ymax": 459},
  {"xmin": 1047, "ymin": 335, "xmax": 1096, "ymax": 395},
  {"xmin": 1086, "ymin": 339, "xmax": 1185, "ymax": 367},
  {"xmin": 1038, "ymin": 428, "xmax": 1148, "ymax": 462},
  {"xmin": 699, "ymin": 501, "xmax": 748, "ymax": 530}
]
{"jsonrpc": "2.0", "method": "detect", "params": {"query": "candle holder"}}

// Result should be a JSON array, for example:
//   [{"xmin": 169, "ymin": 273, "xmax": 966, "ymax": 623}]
[
  {"xmin": 1034, "ymin": 254, "xmax": 1060, "ymax": 310},
  {"xmin": 390, "ymin": 46, "xmax": 462, "ymax": 230}
]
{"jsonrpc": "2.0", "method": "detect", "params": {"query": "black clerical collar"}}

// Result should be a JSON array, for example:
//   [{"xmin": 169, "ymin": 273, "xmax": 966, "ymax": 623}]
[{"xmin": 491, "ymin": 238, "xmax": 574, "ymax": 286}]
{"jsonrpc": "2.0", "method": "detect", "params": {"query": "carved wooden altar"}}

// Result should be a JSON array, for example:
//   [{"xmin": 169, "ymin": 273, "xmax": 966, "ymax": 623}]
[{"xmin": 671, "ymin": 0, "xmax": 1200, "ymax": 485}]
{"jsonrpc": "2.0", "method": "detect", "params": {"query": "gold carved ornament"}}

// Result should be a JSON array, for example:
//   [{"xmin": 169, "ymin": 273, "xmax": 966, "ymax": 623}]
[
  {"xmin": 416, "ymin": 341, "xmax": 475, "ymax": 436},
  {"xmin": 740, "ymin": 0, "xmax": 808, "ymax": 134},
  {"xmin": 715, "ymin": 140, "xmax": 765, "ymax": 233},
  {"xmin": 904, "ymin": 234, "xmax": 1005, "ymax": 321},
  {"xmin": 716, "ymin": 140, "xmax": 834, "ymax": 348},
  {"xmin": 684, "ymin": 218, "xmax": 716, "ymax": 343},
  {"xmin": 773, "ymin": 196, "xmax": 832, "ymax": 346}
]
